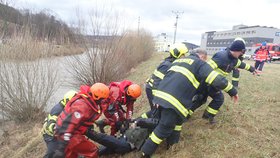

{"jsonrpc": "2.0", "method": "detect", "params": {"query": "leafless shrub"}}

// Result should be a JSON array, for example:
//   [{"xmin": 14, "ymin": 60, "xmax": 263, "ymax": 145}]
[
  {"xmin": 67, "ymin": 5, "xmax": 154, "ymax": 86},
  {"xmin": 0, "ymin": 32, "xmax": 59, "ymax": 122}
]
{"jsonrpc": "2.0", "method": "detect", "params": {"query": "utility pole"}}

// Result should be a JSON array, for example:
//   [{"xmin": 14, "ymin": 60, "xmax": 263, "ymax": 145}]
[
  {"xmin": 172, "ymin": 11, "xmax": 184, "ymax": 44},
  {"xmin": 137, "ymin": 16, "xmax": 140, "ymax": 36}
]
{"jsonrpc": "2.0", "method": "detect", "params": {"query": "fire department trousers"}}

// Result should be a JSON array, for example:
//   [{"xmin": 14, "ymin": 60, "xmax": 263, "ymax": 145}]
[
  {"xmin": 190, "ymin": 86, "xmax": 224, "ymax": 117},
  {"xmin": 141, "ymin": 107, "xmax": 183, "ymax": 156},
  {"xmin": 43, "ymin": 134, "xmax": 58, "ymax": 158},
  {"xmin": 145, "ymin": 86, "xmax": 154, "ymax": 109},
  {"xmin": 86, "ymin": 131, "xmax": 132, "ymax": 155},
  {"xmin": 255, "ymin": 60, "xmax": 265, "ymax": 71}
]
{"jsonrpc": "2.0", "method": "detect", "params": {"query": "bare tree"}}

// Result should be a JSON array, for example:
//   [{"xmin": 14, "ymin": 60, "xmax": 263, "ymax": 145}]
[{"xmin": 67, "ymin": 4, "xmax": 154, "ymax": 87}]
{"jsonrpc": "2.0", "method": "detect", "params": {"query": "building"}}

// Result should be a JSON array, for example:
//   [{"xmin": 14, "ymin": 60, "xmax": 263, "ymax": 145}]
[
  {"xmin": 182, "ymin": 42, "xmax": 199, "ymax": 50},
  {"xmin": 154, "ymin": 33, "xmax": 172, "ymax": 52},
  {"xmin": 201, "ymin": 25, "xmax": 280, "ymax": 55}
]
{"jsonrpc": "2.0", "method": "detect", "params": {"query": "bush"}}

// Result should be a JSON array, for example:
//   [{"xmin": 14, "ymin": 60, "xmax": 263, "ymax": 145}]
[
  {"xmin": 67, "ymin": 5, "xmax": 155, "ymax": 87},
  {"xmin": 0, "ymin": 33, "xmax": 59, "ymax": 122}
]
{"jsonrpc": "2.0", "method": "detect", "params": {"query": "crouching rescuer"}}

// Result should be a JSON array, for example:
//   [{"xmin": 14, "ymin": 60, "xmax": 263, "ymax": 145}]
[
  {"xmin": 53, "ymin": 83, "xmax": 110, "ymax": 158},
  {"xmin": 140, "ymin": 48, "xmax": 238, "ymax": 157}
]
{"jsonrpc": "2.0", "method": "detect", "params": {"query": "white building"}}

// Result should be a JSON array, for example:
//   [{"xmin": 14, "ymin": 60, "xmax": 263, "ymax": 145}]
[
  {"xmin": 154, "ymin": 33, "xmax": 172, "ymax": 52},
  {"xmin": 201, "ymin": 25, "xmax": 280, "ymax": 55}
]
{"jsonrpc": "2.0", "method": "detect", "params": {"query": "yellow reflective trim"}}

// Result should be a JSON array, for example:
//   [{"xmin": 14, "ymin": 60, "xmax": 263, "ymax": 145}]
[
  {"xmin": 48, "ymin": 114, "xmax": 58, "ymax": 121},
  {"xmin": 141, "ymin": 113, "xmax": 148, "ymax": 118},
  {"xmin": 153, "ymin": 90, "xmax": 189, "ymax": 117},
  {"xmin": 207, "ymin": 59, "xmax": 218, "ymax": 69},
  {"xmin": 205, "ymin": 71, "xmax": 219, "ymax": 84},
  {"xmin": 150, "ymin": 132, "xmax": 162, "ymax": 144},
  {"xmin": 153, "ymin": 70, "xmax": 164, "ymax": 80},
  {"xmin": 232, "ymin": 77, "xmax": 239, "ymax": 81},
  {"xmin": 245, "ymin": 64, "xmax": 250, "ymax": 70},
  {"xmin": 148, "ymin": 82, "xmax": 153, "ymax": 87},
  {"xmin": 223, "ymin": 82, "xmax": 233, "ymax": 92},
  {"xmin": 215, "ymin": 68, "xmax": 229, "ymax": 77},
  {"xmin": 169, "ymin": 66, "xmax": 200, "ymax": 89},
  {"xmin": 146, "ymin": 78, "xmax": 150, "ymax": 82},
  {"xmin": 174, "ymin": 125, "xmax": 182, "ymax": 131},
  {"xmin": 150, "ymin": 79, "xmax": 154, "ymax": 83},
  {"xmin": 207, "ymin": 106, "xmax": 218, "ymax": 115},
  {"xmin": 188, "ymin": 110, "xmax": 193, "ymax": 115},
  {"xmin": 173, "ymin": 58, "xmax": 194, "ymax": 65},
  {"xmin": 235, "ymin": 59, "xmax": 242, "ymax": 68},
  {"xmin": 60, "ymin": 100, "xmax": 66, "ymax": 106}
]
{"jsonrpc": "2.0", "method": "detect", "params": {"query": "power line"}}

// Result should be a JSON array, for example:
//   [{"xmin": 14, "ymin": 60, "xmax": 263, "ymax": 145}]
[{"xmin": 172, "ymin": 11, "xmax": 184, "ymax": 44}]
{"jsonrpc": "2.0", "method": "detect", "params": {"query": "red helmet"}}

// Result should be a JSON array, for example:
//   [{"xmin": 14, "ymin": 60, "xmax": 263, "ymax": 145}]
[
  {"xmin": 90, "ymin": 83, "xmax": 109, "ymax": 100},
  {"xmin": 127, "ymin": 84, "xmax": 141, "ymax": 98}
]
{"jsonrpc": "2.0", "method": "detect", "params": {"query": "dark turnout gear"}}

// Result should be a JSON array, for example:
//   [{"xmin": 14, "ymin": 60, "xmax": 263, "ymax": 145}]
[
  {"xmin": 232, "ymin": 54, "xmax": 244, "ymax": 88},
  {"xmin": 141, "ymin": 108, "xmax": 183, "ymax": 156},
  {"xmin": 146, "ymin": 56, "xmax": 176, "ymax": 108},
  {"xmin": 141, "ymin": 53, "xmax": 238, "ymax": 156},
  {"xmin": 145, "ymin": 43, "xmax": 188, "ymax": 109},
  {"xmin": 232, "ymin": 68, "xmax": 240, "ymax": 87},
  {"xmin": 154, "ymin": 53, "xmax": 237, "ymax": 119},
  {"xmin": 42, "ymin": 90, "xmax": 76, "ymax": 158},
  {"xmin": 208, "ymin": 49, "xmax": 255, "ymax": 77},
  {"xmin": 199, "ymin": 49, "xmax": 255, "ymax": 118}
]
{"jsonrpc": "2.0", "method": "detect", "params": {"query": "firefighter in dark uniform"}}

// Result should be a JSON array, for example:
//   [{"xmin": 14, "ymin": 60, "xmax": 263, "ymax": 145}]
[
  {"xmin": 42, "ymin": 90, "xmax": 77, "ymax": 158},
  {"xmin": 141, "ymin": 50, "xmax": 239, "ymax": 157},
  {"xmin": 232, "ymin": 38, "xmax": 247, "ymax": 88},
  {"xmin": 145, "ymin": 43, "xmax": 188, "ymax": 109},
  {"xmin": 189, "ymin": 38, "xmax": 256, "ymax": 124}
]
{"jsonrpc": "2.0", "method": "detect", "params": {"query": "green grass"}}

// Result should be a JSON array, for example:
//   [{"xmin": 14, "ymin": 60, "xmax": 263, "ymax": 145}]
[
  {"xmin": 1, "ymin": 53, "xmax": 279, "ymax": 158},
  {"xmin": 123, "ymin": 57, "xmax": 280, "ymax": 158}
]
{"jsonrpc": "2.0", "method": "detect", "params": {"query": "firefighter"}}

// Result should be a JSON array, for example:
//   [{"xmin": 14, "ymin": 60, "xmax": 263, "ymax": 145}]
[
  {"xmin": 53, "ymin": 83, "xmax": 110, "ymax": 158},
  {"xmin": 254, "ymin": 41, "xmax": 269, "ymax": 75},
  {"xmin": 95, "ymin": 80, "xmax": 142, "ymax": 136},
  {"xmin": 232, "ymin": 38, "xmax": 247, "ymax": 88},
  {"xmin": 145, "ymin": 43, "xmax": 188, "ymax": 109},
  {"xmin": 191, "ymin": 38, "xmax": 257, "ymax": 124},
  {"xmin": 141, "ymin": 50, "xmax": 239, "ymax": 157},
  {"xmin": 42, "ymin": 90, "xmax": 77, "ymax": 158}
]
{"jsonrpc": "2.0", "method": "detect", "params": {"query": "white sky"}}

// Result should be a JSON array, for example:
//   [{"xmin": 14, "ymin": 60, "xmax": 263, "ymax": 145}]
[{"xmin": 10, "ymin": 0, "xmax": 280, "ymax": 45}]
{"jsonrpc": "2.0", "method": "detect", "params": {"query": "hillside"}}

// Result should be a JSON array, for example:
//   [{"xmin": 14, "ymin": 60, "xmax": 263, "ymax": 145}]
[
  {"xmin": 0, "ymin": 52, "xmax": 279, "ymax": 158},
  {"xmin": 0, "ymin": 3, "xmax": 75, "ymax": 44}
]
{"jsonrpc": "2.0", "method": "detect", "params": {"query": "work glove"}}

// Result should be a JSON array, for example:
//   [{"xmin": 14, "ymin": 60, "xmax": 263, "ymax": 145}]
[
  {"xmin": 95, "ymin": 120, "xmax": 105, "ymax": 133},
  {"xmin": 249, "ymin": 66, "xmax": 256, "ymax": 73}
]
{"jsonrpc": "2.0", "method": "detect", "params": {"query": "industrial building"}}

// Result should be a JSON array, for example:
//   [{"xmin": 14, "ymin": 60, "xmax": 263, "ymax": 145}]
[{"xmin": 201, "ymin": 25, "xmax": 280, "ymax": 55}]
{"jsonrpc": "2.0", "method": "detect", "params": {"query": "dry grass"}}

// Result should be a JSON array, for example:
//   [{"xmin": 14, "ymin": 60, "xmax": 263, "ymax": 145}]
[{"xmin": 0, "ymin": 54, "xmax": 279, "ymax": 158}]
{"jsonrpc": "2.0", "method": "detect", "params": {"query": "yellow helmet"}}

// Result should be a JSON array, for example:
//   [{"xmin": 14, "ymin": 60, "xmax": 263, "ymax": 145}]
[
  {"xmin": 169, "ymin": 43, "xmax": 188, "ymax": 58},
  {"xmin": 61, "ymin": 90, "xmax": 77, "ymax": 106}
]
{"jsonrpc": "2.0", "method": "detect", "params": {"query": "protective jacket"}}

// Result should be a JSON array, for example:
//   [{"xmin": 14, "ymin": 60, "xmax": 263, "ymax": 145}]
[
  {"xmin": 102, "ymin": 80, "xmax": 136, "ymax": 135},
  {"xmin": 153, "ymin": 53, "xmax": 237, "ymax": 119},
  {"xmin": 208, "ymin": 49, "xmax": 255, "ymax": 77},
  {"xmin": 146, "ymin": 56, "xmax": 175, "ymax": 89}
]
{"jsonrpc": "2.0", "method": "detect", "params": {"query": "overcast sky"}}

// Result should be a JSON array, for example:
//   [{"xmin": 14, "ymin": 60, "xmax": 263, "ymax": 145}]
[{"xmin": 11, "ymin": 0, "xmax": 280, "ymax": 45}]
